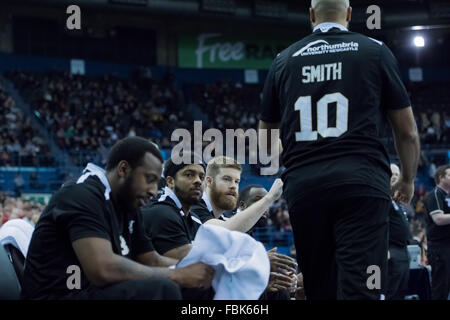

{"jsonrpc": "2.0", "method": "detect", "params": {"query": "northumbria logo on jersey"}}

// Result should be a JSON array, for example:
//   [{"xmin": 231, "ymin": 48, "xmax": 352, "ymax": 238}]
[
  {"xmin": 293, "ymin": 40, "xmax": 359, "ymax": 57},
  {"xmin": 446, "ymin": 197, "xmax": 450, "ymax": 207}
]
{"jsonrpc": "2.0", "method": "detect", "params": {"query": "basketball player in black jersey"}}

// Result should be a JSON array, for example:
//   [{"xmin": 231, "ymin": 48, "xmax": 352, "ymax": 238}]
[{"xmin": 258, "ymin": 0, "xmax": 420, "ymax": 299}]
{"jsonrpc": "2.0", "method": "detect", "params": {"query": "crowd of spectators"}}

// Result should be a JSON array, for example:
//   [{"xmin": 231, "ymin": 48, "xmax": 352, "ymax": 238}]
[
  {"xmin": 0, "ymin": 191, "xmax": 45, "ymax": 228},
  {"xmin": 7, "ymin": 71, "xmax": 187, "ymax": 166},
  {"xmin": 4, "ymin": 72, "xmax": 450, "ymax": 170},
  {"xmin": 416, "ymin": 111, "xmax": 450, "ymax": 145},
  {"xmin": 0, "ymin": 82, "xmax": 53, "ymax": 167},
  {"xmin": 410, "ymin": 83, "xmax": 450, "ymax": 145},
  {"xmin": 185, "ymin": 81, "xmax": 261, "ymax": 131}
]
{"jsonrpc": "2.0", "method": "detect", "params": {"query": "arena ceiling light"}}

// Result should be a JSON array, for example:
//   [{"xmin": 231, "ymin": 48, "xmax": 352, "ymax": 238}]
[{"xmin": 413, "ymin": 35, "xmax": 425, "ymax": 47}]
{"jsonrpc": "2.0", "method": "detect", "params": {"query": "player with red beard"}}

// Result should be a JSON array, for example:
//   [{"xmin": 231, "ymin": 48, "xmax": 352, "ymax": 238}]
[{"xmin": 191, "ymin": 156, "xmax": 299, "ymax": 300}]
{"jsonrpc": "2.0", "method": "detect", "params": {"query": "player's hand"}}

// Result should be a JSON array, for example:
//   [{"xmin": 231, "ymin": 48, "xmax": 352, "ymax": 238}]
[
  {"xmin": 172, "ymin": 262, "xmax": 214, "ymax": 289},
  {"xmin": 392, "ymin": 178, "xmax": 414, "ymax": 204},
  {"xmin": 266, "ymin": 271, "xmax": 294, "ymax": 292},
  {"xmin": 267, "ymin": 247, "xmax": 297, "ymax": 274},
  {"xmin": 295, "ymin": 273, "xmax": 305, "ymax": 300},
  {"xmin": 267, "ymin": 178, "xmax": 283, "ymax": 202}
]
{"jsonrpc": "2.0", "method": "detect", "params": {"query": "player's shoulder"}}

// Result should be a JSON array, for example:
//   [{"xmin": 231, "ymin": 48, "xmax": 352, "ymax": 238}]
[
  {"xmin": 275, "ymin": 35, "xmax": 315, "ymax": 62},
  {"xmin": 191, "ymin": 198, "xmax": 209, "ymax": 212},
  {"xmin": 276, "ymin": 31, "xmax": 384, "ymax": 62},
  {"xmin": 426, "ymin": 187, "xmax": 444, "ymax": 203},
  {"xmin": 345, "ymin": 30, "xmax": 384, "ymax": 46},
  {"xmin": 191, "ymin": 199, "xmax": 214, "ymax": 223},
  {"xmin": 140, "ymin": 196, "xmax": 180, "ymax": 221},
  {"xmin": 435, "ymin": 187, "xmax": 448, "ymax": 199},
  {"xmin": 190, "ymin": 199, "xmax": 211, "ymax": 217},
  {"xmin": 53, "ymin": 175, "xmax": 107, "ymax": 207}
]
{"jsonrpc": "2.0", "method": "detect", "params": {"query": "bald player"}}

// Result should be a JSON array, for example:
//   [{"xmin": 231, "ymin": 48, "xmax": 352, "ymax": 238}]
[{"xmin": 259, "ymin": 0, "xmax": 420, "ymax": 299}]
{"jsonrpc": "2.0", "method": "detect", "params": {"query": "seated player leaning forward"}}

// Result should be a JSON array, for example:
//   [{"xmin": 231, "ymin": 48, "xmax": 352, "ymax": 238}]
[
  {"xmin": 141, "ymin": 155, "xmax": 297, "ymax": 299},
  {"xmin": 21, "ymin": 137, "xmax": 214, "ymax": 300}
]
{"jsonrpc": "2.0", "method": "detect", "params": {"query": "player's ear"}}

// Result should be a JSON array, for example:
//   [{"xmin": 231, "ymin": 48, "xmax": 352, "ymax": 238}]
[
  {"xmin": 117, "ymin": 160, "xmax": 131, "ymax": 178},
  {"xmin": 309, "ymin": 7, "xmax": 316, "ymax": 23},
  {"xmin": 346, "ymin": 6, "xmax": 352, "ymax": 22},
  {"xmin": 205, "ymin": 176, "xmax": 213, "ymax": 187},
  {"xmin": 165, "ymin": 176, "xmax": 174, "ymax": 189}
]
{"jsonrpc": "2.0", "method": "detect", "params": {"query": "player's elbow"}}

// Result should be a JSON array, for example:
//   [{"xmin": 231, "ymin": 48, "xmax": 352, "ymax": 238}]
[
  {"xmin": 90, "ymin": 259, "xmax": 121, "ymax": 287},
  {"xmin": 86, "ymin": 268, "xmax": 110, "ymax": 287},
  {"xmin": 399, "ymin": 128, "xmax": 419, "ymax": 143},
  {"xmin": 388, "ymin": 108, "xmax": 419, "ymax": 143},
  {"xmin": 393, "ymin": 121, "xmax": 419, "ymax": 142}
]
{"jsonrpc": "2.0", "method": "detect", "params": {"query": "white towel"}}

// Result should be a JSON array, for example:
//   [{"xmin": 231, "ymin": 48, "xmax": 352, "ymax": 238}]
[
  {"xmin": 177, "ymin": 224, "xmax": 270, "ymax": 300},
  {"xmin": 0, "ymin": 219, "xmax": 35, "ymax": 257}
]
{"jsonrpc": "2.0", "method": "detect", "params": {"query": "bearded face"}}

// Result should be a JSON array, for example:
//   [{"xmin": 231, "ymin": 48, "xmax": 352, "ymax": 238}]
[
  {"xmin": 116, "ymin": 173, "xmax": 139, "ymax": 213},
  {"xmin": 207, "ymin": 168, "xmax": 241, "ymax": 211},
  {"xmin": 209, "ymin": 182, "xmax": 237, "ymax": 211},
  {"xmin": 169, "ymin": 164, "xmax": 205, "ymax": 207},
  {"xmin": 174, "ymin": 183, "xmax": 202, "ymax": 206}
]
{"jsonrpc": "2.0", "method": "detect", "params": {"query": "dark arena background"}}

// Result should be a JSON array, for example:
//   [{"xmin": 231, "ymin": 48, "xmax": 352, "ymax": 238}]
[{"xmin": 0, "ymin": 0, "xmax": 449, "ymax": 311}]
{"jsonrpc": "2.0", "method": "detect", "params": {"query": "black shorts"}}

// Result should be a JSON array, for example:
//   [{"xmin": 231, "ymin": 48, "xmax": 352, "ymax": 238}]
[{"xmin": 284, "ymin": 183, "xmax": 390, "ymax": 300}]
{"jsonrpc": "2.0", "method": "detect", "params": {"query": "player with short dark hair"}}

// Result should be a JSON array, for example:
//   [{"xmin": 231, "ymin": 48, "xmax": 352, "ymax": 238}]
[
  {"xmin": 106, "ymin": 136, "xmax": 163, "ymax": 172},
  {"xmin": 141, "ymin": 152, "xmax": 207, "ymax": 261},
  {"xmin": 425, "ymin": 164, "xmax": 450, "ymax": 300},
  {"xmin": 258, "ymin": 0, "xmax": 420, "ymax": 300},
  {"xmin": 238, "ymin": 184, "xmax": 270, "ymax": 231},
  {"xmin": 22, "ymin": 137, "xmax": 214, "ymax": 300}
]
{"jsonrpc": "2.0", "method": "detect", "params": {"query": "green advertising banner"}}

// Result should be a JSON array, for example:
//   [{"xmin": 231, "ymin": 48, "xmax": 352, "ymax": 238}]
[{"xmin": 178, "ymin": 33, "xmax": 297, "ymax": 69}]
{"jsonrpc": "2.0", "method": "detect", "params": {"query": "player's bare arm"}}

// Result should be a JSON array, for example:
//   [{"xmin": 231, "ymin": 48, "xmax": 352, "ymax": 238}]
[
  {"xmin": 205, "ymin": 178, "xmax": 283, "ymax": 232},
  {"xmin": 163, "ymin": 243, "xmax": 193, "ymax": 261},
  {"xmin": 136, "ymin": 250, "xmax": 179, "ymax": 267},
  {"xmin": 429, "ymin": 210, "xmax": 450, "ymax": 226},
  {"xmin": 72, "ymin": 237, "xmax": 213, "ymax": 289},
  {"xmin": 387, "ymin": 107, "xmax": 420, "ymax": 204}
]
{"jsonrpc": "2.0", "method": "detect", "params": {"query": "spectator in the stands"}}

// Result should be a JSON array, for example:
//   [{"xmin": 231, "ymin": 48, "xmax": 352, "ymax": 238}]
[{"xmin": 14, "ymin": 173, "xmax": 25, "ymax": 197}]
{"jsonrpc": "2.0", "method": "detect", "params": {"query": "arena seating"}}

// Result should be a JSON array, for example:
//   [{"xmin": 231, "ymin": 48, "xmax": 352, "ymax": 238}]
[
  {"xmin": 6, "ymin": 71, "xmax": 188, "ymax": 166},
  {"xmin": 0, "ymin": 81, "xmax": 53, "ymax": 167}
]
